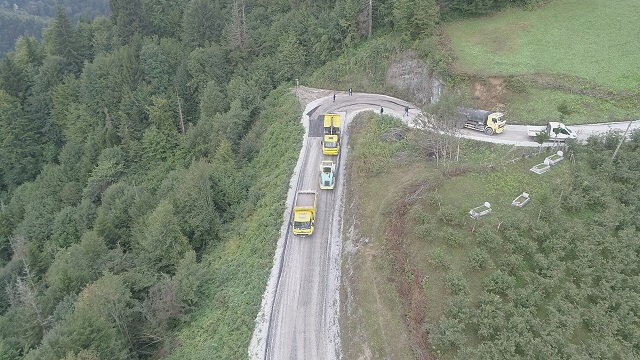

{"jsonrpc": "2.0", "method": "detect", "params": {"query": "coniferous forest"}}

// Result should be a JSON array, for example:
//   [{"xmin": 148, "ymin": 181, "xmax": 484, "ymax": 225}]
[
  {"xmin": 0, "ymin": 0, "xmax": 110, "ymax": 57},
  {"xmin": 0, "ymin": 0, "xmax": 555, "ymax": 358}
]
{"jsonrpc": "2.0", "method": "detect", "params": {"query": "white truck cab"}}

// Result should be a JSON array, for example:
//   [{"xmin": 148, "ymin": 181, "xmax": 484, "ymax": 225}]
[{"xmin": 528, "ymin": 122, "xmax": 576, "ymax": 141}]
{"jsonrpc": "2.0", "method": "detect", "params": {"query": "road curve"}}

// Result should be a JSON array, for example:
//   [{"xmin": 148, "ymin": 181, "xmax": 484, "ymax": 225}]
[
  {"xmin": 248, "ymin": 90, "xmax": 419, "ymax": 360},
  {"xmin": 249, "ymin": 88, "xmax": 640, "ymax": 360}
]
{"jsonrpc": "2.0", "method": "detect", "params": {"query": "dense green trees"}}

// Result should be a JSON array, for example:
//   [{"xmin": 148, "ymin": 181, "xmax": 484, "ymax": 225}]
[
  {"xmin": 0, "ymin": 0, "xmax": 307, "ymax": 355},
  {"xmin": 42, "ymin": 7, "xmax": 84, "ymax": 75},
  {"xmin": 181, "ymin": 0, "xmax": 226, "ymax": 49},
  {"xmin": 0, "ymin": 90, "xmax": 43, "ymax": 192},
  {"xmin": 421, "ymin": 131, "xmax": 640, "ymax": 358},
  {"xmin": 109, "ymin": 0, "xmax": 145, "ymax": 42},
  {"xmin": 0, "ymin": 0, "xmax": 551, "ymax": 358},
  {"xmin": 25, "ymin": 273, "xmax": 134, "ymax": 360},
  {"xmin": 0, "ymin": 10, "xmax": 47, "ymax": 58},
  {"xmin": 439, "ymin": 0, "xmax": 540, "ymax": 17},
  {"xmin": 2, "ymin": 0, "xmax": 110, "ymax": 20},
  {"xmin": 0, "ymin": 1, "xmax": 110, "ymax": 58}
]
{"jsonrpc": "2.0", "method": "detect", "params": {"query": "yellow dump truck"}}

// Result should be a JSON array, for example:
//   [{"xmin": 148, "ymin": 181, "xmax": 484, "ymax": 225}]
[
  {"xmin": 293, "ymin": 190, "xmax": 318, "ymax": 236},
  {"xmin": 322, "ymin": 114, "xmax": 341, "ymax": 155}
]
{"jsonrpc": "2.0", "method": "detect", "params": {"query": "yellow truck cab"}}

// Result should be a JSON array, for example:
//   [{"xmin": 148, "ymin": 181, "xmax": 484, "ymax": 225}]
[
  {"xmin": 293, "ymin": 190, "xmax": 318, "ymax": 236},
  {"xmin": 460, "ymin": 109, "xmax": 506, "ymax": 135},
  {"xmin": 323, "ymin": 134, "xmax": 339, "ymax": 155},
  {"xmin": 322, "ymin": 114, "xmax": 341, "ymax": 155}
]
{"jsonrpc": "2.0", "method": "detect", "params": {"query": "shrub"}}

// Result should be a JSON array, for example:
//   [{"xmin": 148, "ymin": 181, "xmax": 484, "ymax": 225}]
[
  {"xmin": 505, "ymin": 76, "xmax": 527, "ymax": 94},
  {"xmin": 350, "ymin": 115, "xmax": 406, "ymax": 177},
  {"xmin": 408, "ymin": 204, "xmax": 429, "ymax": 224},
  {"xmin": 504, "ymin": 230, "xmax": 536, "ymax": 257},
  {"xmin": 476, "ymin": 226, "xmax": 502, "ymax": 250},
  {"xmin": 431, "ymin": 316, "xmax": 466, "ymax": 352},
  {"xmin": 416, "ymin": 222, "xmax": 438, "ymax": 244},
  {"xmin": 510, "ymin": 283, "xmax": 545, "ymax": 309},
  {"xmin": 484, "ymin": 270, "xmax": 516, "ymax": 295},
  {"xmin": 467, "ymin": 248, "xmax": 490, "ymax": 271},
  {"xmin": 424, "ymin": 191, "xmax": 443, "ymax": 209},
  {"xmin": 444, "ymin": 271, "xmax": 469, "ymax": 295},
  {"xmin": 472, "ymin": 292, "xmax": 505, "ymax": 340},
  {"xmin": 444, "ymin": 227, "xmax": 466, "ymax": 247},
  {"xmin": 430, "ymin": 248, "xmax": 451, "ymax": 269},
  {"xmin": 531, "ymin": 253, "xmax": 565, "ymax": 281},
  {"xmin": 444, "ymin": 296, "xmax": 471, "ymax": 319},
  {"xmin": 497, "ymin": 254, "xmax": 526, "ymax": 276},
  {"xmin": 438, "ymin": 206, "xmax": 464, "ymax": 226},
  {"xmin": 557, "ymin": 100, "xmax": 574, "ymax": 118}
]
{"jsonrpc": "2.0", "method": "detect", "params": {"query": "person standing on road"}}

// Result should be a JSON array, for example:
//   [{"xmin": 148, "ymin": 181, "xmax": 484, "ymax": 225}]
[
  {"xmin": 404, "ymin": 106, "xmax": 409, "ymax": 116},
  {"xmin": 349, "ymin": 87, "xmax": 353, "ymax": 96},
  {"xmin": 380, "ymin": 107, "xmax": 384, "ymax": 114},
  {"xmin": 333, "ymin": 93, "xmax": 336, "ymax": 102}
]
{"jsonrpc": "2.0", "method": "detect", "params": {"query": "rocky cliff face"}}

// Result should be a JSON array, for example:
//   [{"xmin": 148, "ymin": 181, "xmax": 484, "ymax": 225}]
[{"xmin": 386, "ymin": 50, "xmax": 444, "ymax": 106}]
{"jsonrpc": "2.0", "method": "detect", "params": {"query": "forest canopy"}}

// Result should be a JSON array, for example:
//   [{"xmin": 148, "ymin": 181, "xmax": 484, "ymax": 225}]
[
  {"xmin": 0, "ymin": 0, "xmax": 556, "ymax": 358},
  {"xmin": 0, "ymin": 0, "xmax": 110, "ymax": 57}
]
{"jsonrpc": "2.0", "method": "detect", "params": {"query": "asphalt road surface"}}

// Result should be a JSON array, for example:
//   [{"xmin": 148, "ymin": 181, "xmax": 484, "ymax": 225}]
[
  {"xmin": 249, "ymin": 90, "xmax": 417, "ymax": 360},
  {"xmin": 457, "ymin": 121, "xmax": 640, "ymax": 146},
  {"xmin": 249, "ymin": 88, "xmax": 640, "ymax": 360}
]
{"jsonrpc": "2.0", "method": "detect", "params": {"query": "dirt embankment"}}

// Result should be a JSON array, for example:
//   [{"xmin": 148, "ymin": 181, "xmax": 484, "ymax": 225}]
[
  {"xmin": 386, "ymin": 190, "xmax": 436, "ymax": 360},
  {"xmin": 293, "ymin": 86, "xmax": 334, "ymax": 108}
]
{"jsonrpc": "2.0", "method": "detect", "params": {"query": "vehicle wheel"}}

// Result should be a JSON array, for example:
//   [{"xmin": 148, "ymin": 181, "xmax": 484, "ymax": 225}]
[{"xmin": 484, "ymin": 127, "xmax": 494, "ymax": 135}]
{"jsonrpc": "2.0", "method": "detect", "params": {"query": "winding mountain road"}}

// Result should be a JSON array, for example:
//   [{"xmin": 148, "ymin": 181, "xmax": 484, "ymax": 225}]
[{"xmin": 249, "ymin": 88, "xmax": 640, "ymax": 360}]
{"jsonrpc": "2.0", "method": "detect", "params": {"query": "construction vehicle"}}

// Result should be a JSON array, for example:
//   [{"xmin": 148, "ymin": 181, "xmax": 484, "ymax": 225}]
[
  {"xmin": 292, "ymin": 190, "xmax": 318, "ymax": 236},
  {"xmin": 320, "ymin": 160, "xmax": 336, "ymax": 190},
  {"xmin": 322, "ymin": 114, "xmax": 341, "ymax": 155},
  {"xmin": 527, "ymin": 122, "xmax": 576, "ymax": 142},
  {"xmin": 460, "ymin": 109, "xmax": 506, "ymax": 135}
]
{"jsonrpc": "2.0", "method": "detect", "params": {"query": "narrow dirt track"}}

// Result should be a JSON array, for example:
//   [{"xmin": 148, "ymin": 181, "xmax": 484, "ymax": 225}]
[{"xmin": 249, "ymin": 87, "xmax": 640, "ymax": 360}]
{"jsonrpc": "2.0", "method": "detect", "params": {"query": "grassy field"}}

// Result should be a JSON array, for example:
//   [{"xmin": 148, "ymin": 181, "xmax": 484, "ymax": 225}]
[
  {"xmin": 445, "ymin": 0, "xmax": 640, "ymax": 91},
  {"xmin": 504, "ymin": 87, "xmax": 640, "ymax": 125},
  {"xmin": 444, "ymin": 0, "xmax": 640, "ymax": 124}
]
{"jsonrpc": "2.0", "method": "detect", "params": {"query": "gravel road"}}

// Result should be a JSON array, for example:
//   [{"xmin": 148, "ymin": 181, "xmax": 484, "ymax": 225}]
[{"xmin": 249, "ymin": 88, "xmax": 640, "ymax": 360}]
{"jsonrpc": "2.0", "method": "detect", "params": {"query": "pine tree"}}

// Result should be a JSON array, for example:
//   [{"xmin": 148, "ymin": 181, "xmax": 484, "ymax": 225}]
[
  {"xmin": 43, "ymin": 7, "xmax": 83, "ymax": 75},
  {"xmin": 109, "ymin": 0, "xmax": 146, "ymax": 42},
  {"xmin": 0, "ymin": 90, "xmax": 43, "ymax": 191},
  {"xmin": 181, "ymin": 0, "xmax": 226, "ymax": 49}
]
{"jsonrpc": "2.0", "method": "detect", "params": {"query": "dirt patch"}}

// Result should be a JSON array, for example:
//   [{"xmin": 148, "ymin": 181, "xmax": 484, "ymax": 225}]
[
  {"xmin": 386, "ymin": 191, "xmax": 436, "ymax": 360},
  {"xmin": 472, "ymin": 76, "xmax": 508, "ymax": 111},
  {"xmin": 293, "ymin": 86, "xmax": 333, "ymax": 108},
  {"xmin": 469, "ymin": 73, "xmax": 635, "ymax": 110},
  {"xmin": 446, "ymin": 166, "xmax": 469, "ymax": 177}
]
